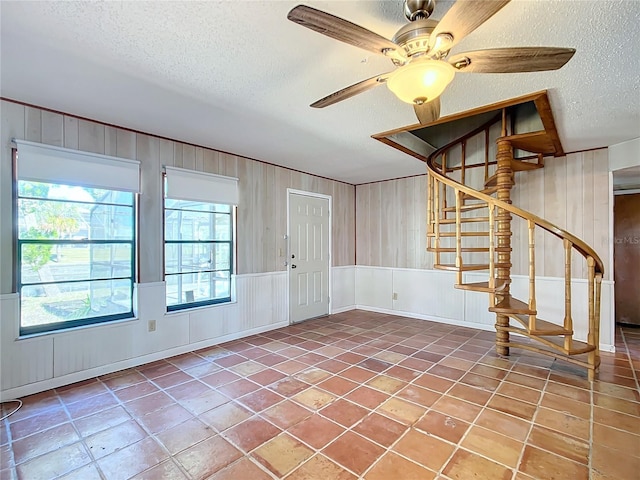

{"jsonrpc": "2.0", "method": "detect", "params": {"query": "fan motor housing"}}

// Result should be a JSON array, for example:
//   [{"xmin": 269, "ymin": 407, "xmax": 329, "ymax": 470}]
[{"xmin": 393, "ymin": 19, "xmax": 438, "ymax": 57}]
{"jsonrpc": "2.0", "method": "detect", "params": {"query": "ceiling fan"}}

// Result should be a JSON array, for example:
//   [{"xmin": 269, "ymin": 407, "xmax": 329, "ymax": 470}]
[{"xmin": 287, "ymin": 0, "xmax": 575, "ymax": 124}]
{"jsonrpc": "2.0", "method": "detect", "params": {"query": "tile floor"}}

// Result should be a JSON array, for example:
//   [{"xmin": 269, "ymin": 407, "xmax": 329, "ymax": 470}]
[{"xmin": 1, "ymin": 310, "xmax": 639, "ymax": 480}]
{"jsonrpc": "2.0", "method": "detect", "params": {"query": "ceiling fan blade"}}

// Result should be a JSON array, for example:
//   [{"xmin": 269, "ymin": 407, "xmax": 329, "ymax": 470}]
[
  {"xmin": 429, "ymin": 0, "xmax": 511, "ymax": 51},
  {"xmin": 311, "ymin": 73, "xmax": 392, "ymax": 108},
  {"xmin": 414, "ymin": 97, "xmax": 441, "ymax": 124},
  {"xmin": 450, "ymin": 47, "xmax": 576, "ymax": 73},
  {"xmin": 287, "ymin": 5, "xmax": 404, "ymax": 59}
]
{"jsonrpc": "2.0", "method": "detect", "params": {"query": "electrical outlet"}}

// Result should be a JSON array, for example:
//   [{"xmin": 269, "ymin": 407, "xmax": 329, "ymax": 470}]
[
  {"xmin": 393, "ymin": 293, "xmax": 398, "ymax": 300},
  {"xmin": 148, "ymin": 320, "xmax": 157, "ymax": 332}
]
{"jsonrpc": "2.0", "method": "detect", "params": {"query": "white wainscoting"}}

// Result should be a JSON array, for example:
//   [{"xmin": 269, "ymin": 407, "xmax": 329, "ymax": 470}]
[
  {"xmin": 0, "ymin": 272, "xmax": 289, "ymax": 400},
  {"xmin": 355, "ymin": 266, "xmax": 615, "ymax": 352},
  {"xmin": 331, "ymin": 266, "xmax": 356, "ymax": 313}
]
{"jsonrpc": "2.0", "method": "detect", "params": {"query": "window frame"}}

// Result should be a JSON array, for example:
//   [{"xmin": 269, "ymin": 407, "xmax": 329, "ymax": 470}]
[
  {"xmin": 163, "ymin": 198, "xmax": 235, "ymax": 311},
  {"xmin": 14, "ymin": 149, "xmax": 137, "ymax": 336}
]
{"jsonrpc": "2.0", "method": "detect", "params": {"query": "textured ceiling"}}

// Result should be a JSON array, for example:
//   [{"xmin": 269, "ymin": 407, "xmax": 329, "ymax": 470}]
[{"xmin": 1, "ymin": 0, "xmax": 639, "ymax": 184}]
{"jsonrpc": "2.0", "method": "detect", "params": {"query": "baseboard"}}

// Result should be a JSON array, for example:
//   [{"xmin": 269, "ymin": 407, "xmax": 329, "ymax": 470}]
[
  {"xmin": 331, "ymin": 305, "xmax": 356, "ymax": 314},
  {"xmin": 355, "ymin": 305, "xmax": 495, "ymax": 332}
]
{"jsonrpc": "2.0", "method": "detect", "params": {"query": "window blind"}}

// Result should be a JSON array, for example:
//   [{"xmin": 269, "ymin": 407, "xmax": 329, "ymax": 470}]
[
  {"xmin": 13, "ymin": 139, "xmax": 141, "ymax": 193},
  {"xmin": 165, "ymin": 166, "xmax": 239, "ymax": 205}
]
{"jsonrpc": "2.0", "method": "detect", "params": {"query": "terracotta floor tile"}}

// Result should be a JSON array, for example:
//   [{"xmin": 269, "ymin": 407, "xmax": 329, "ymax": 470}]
[
  {"xmin": 167, "ymin": 352, "xmax": 207, "ymax": 370},
  {"xmin": 365, "ymin": 452, "xmax": 436, "ymax": 480},
  {"xmin": 321, "ymin": 399, "xmax": 368, "ymax": 428},
  {"xmin": 270, "ymin": 377, "xmax": 310, "ymax": 396},
  {"xmin": 461, "ymin": 425, "xmax": 523, "ymax": 468},
  {"xmin": 165, "ymin": 380, "xmax": 211, "ymax": 402},
  {"xmin": 113, "ymin": 381, "xmax": 159, "ymax": 402},
  {"xmin": 227, "ymin": 360, "xmax": 266, "ymax": 377},
  {"xmin": 443, "ymin": 449, "xmax": 512, "ymax": 480},
  {"xmin": 528, "ymin": 425, "xmax": 589, "ymax": 465},
  {"xmin": 323, "ymin": 431, "xmax": 385, "ymax": 475},
  {"xmin": 392, "ymin": 428, "xmax": 455, "ymax": 471},
  {"xmin": 594, "ymin": 392, "xmax": 640, "ymax": 416},
  {"xmin": 413, "ymin": 373, "xmax": 455, "ymax": 393},
  {"xmin": 156, "ymin": 417, "xmax": 215, "ymax": 455},
  {"xmin": 545, "ymin": 382, "xmax": 591, "ymax": 404},
  {"xmin": 593, "ymin": 405, "xmax": 640, "ymax": 434},
  {"xmin": 353, "ymin": 412, "xmax": 407, "ymax": 447},
  {"xmin": 274, "ymin": 359, "xmax": 309, "ymax": 375},
  {"xmin": 152, "ymin": 371, "xmax": 193, "ymax": 389},
  {"xmin": 84, "ymin": 419, "xmax": 147, "ymax": 459},
  {"xmin": 377, "ymin": 397, "xmax": 425, "ymax": 425},
  {"xmin": 540, "ymin": 392, "xmax": 591, "ymax": 419},
  {"xmin": 217, "ymin": 378, "xmax": 261, "ymax": 398},
  {"xmin": 183, "ymin": 362, "xmax": 222, "ymax": 379},
  {"xmin": 200, "ymin": 401, "xmax": 253, "ymax": 432},
  {"xmin": 101, "ymin": 370, "xmax": 146, "ymax": 390},
  {"xmin": 98, "ymin": 437, "xmax": 169, "ymax": 480},
  {"xmin": 58, "ymin": 463, "xmax": 103, "ymax": 480},
  {"xmin": 293, "ymin": 387, "xmax": 336, "ymax": 410},
  {"xmin": 396, "ymin": 385, "xmax": 441, "ymax": 408},
  {"xmin": 200, "ymin": 370, "xmax": 242, "ymax": 388},
  {"xmin": 414, "ymin": 410, "xmax": 470, "ymax": 444},
  {"xmin": 593, "ymin": 381, "xmax": 640, "ymax": 402},
  {"xmin": 16, "ymin": 442, "xmax": 91, "ymax": 479},
  {"xmin": 174, "ymin": 435, "xmax": 242, "ymax": 479},
  {"xmin": 504, "ymin": 371, "xmax": 547, "ymax": 390},
  {"xmin": 519, "ymin": 445, "xmax": 589, "ymax": 480},
  {"xmin": 497, "ymin": 381, "xmax": 542, "ymax": 404},
  {"xmin": 125, "ymin": 391, "xmax": 175, "ymax": 417},
  {"xmin": 357, "ymin": 358, "xmax": 392, "ymax": 373},
  {"xmin": 592, "ymin": 422, "xmax": 640, "ymax": 456},
  {"xmin": 335, "ymin": 352, "xmax": 367, "ymax": 365},
  {"xmin": 399, "ymin": 357, "xmax": 434, "ymax": 372},
  {"xmin": 139, "ymin": 361, "xmax": 179, "ymax": 379},
  {"xmin": 428, "ymin": 364, "xmax": 466, "ymax": 381},
  {"xmin": 287, "ymin": 454, "xmax": 356, "ymax": 480},
  {"xmin": 475, "ymin": 408, "xmax": 531, "ymax": 442},
  {"xmin": 223, "ymin": 416, "xmax": 281, "ymax": 452},
  {"xmin": 344, "ymin": 386, "xmax": 390, "ymax": 410},
  {"xmin": 592, "ymin": 443, "xmax": 640, "ymax": 480},
  {"xmin": 247, "ymin": 368, "xmax": 287, "ymax": 386},
  {"xmin": 9, "ymin": 408, "xmax": 70, "ymax": 440},
  {"xmin": 130, "ymin": 460, "xmax": 189, "ymax": 479},
  {"xmin": 366, "ymin": 375, "xmax": 406, "ymax": 394},
  {"xmin": 488, "ymin": 394, "xmax": 537, "ymax": 421},
  {"xmin": 208, "ymin": 457, "xmax": 272, "ymax": 480},
  {"xmin": 316, "ymin": 359, "xmax": 350, "ymax": 374},
  {"xmin": 181, "ymin": 389, "xmax": 229, "ymax": 415},
  {"xmin": 66, "ymin": 392, "xmax": 119, "ymax": 420},
  {"xmin": 340, "ymin": 366, "xmax": 378, "ymax": 383},
  {"xmin": 12, "ymin": 423, "xmax": 79, "ymax": 464},
  {"xmin": 56, "ymin": 380, "xmax": 109, "ymax": 404},
  {"xmin": 317, "ymin": 376, "xmax": 359, "ymax": 396},
  {"xmin": 262, "ymin": 400, "xmax": 312, "ymax": 429},
  {"xmin": 535, "ymin": 407, "xmax": 590, "ymax": 440},
  {"xmin": 432, "ymin": 396, "xmax": 482, "ymax": 423},
  {"xmin": 73, "ymin": 406, "xmax": 131, "ymax": 438},
  {"xmin": 288, "ymin": 414, "xmax": 345, "ymax": 449},
  {"xmin": 236, "ymin": 388, "xmax": 284, "ymax": 413},
  {"xmin": 214, "ymin": 353, "xmax": 248, "ymax": 368},
  {"xmin": 252, "ymin": 433, "xmax": 314, "ymax": 476},
  {"xmin": 137, "ymin": 403, "xmax": 193, "ymax": 434}
]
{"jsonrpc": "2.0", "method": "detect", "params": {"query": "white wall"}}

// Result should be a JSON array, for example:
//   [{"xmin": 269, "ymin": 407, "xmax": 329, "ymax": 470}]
[
  {"xmin": 609, "ymin": 137, "xmax": 640, "ymax": 172},
  {"xmin": 354, "ymin": 266, "xmax": 615, "ymax": 352}
]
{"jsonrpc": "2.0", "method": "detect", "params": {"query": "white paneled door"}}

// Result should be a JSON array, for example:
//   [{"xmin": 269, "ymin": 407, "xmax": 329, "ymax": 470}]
[{"xmin": 288, "ymin": 192, "xmax": 330, "ymax": 324}]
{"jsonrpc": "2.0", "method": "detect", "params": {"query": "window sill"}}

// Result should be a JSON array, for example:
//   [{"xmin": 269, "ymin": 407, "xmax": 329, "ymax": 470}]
[
  {"xmin": 17, "ymin": 315, "xmax": 139, "ymax": 341},
  {"xmin": 164, "ymin": 300, "xmax": 237, "ymax": 317}
]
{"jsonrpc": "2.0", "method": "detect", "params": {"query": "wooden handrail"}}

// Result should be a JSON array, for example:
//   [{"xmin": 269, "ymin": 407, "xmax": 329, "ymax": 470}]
[{"xmin": 427, "ymin": 152, "xmax": 605, "ymax": 276}]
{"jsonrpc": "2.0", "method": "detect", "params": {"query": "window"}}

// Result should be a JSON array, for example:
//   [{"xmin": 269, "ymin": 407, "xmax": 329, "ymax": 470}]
[
  {"xmin": 165, "ymin": 200, "xmax": 233, "ymax": 309},
  {"xmin": 13, "ymin": 140, "xmax": 140, "ymax": 335},
  {"xmin": 164, "ymin": 167, "xmax": 238, "ymax": 311}
]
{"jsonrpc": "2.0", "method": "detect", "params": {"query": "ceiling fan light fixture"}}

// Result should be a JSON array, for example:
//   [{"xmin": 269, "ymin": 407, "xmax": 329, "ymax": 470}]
[{"xmin": 387, "ymin": 58, "xmax": 455, "ymax": 104}]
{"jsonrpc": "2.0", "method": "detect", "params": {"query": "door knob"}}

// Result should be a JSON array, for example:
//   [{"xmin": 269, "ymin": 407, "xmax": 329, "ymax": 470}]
[{"xmin": 291, "ymin": 264, "xmax": 297, "ymax": 269}]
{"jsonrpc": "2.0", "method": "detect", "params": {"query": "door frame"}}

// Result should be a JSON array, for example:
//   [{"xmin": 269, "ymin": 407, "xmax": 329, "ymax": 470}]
[{"xmin": 286, "ymin": 189, "xmax": 332, "ymax": 325}]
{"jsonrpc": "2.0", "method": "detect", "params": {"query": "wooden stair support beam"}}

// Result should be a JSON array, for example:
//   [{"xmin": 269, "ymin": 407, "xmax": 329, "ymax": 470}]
[
  {"xmin": 563, "ymin": 239, "xmax": 573, "ymax": 352},
  {"xmin": 434, "ymin": 177, "xmax": 441, "ymax": 265},
  {"xmin": 495, "ymin": 109, "xmax": 514, "ymax": 356},
  {"xmin": 455, "ymin": 188, "xmax": 463, "ymax": 285},
  {"xmin": 528, "ymin": 220, "xmax": 537, "ymax": 332}
]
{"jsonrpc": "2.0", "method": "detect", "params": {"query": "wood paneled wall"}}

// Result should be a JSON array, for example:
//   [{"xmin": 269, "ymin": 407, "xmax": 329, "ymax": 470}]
[
  {"xmin": 0, "ymin": 100, "xmax": 355, "ymax": 291},
  {"xmin": 355, "ymin": 150, "xmax": 611, "ymax": 280}
]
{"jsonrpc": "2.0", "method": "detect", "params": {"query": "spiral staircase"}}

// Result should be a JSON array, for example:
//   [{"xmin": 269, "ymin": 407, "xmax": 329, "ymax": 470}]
[{"xmin": 425, "ymin": 107, "xmax": 604, "ymax": 381}]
